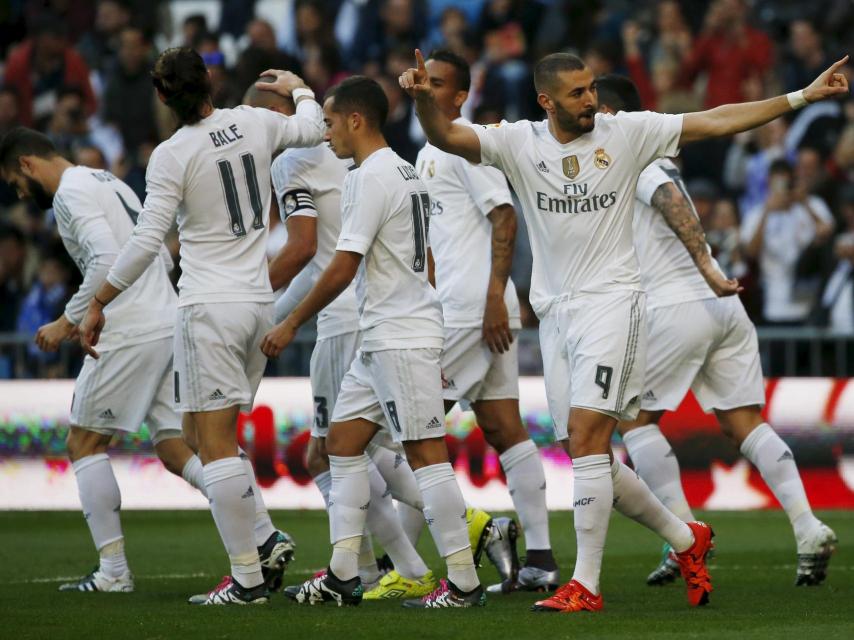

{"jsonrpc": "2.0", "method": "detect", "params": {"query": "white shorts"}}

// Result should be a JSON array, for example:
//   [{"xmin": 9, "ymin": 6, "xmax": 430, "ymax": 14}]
[
  {"xmin": 641, "ymin": 296, "xmax": 766, "ymax": 413},
  {"xmin": 310, "ymin": 330, "xmax": 361, "ymax": 438},
  {"xmin": 70, "ymin": 336, "xmax": 180, "ymax": 444},
  {"xmin": 540, "ymin": 291, "xmax": 647, "ymax": 440},
  {"xmin": 332, "ymin": 348, "xmax": 446, "ymax": 443},
  {"xmin": 174, "ymin": 302, "xmax": 273, "ymax": 413},
  {"xmin": 441, "ymin": 328, "xmax": 519, "ymax": 409}
]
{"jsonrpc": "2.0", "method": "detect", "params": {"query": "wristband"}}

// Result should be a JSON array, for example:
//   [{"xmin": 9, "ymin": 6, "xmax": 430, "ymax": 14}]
[
  {"xmin": 93, "ymin": 295, "xmax": 108, "ymax": 307},
  {"xmin": 292, "ymin": 87, "xmax": 316, "ymax": 102},
  {"xmin": 786, "ymin": 90, "xmax": 808, "ymax": 110}
]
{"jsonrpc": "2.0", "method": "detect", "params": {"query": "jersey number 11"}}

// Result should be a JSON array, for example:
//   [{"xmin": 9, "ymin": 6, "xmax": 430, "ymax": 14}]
[{"xmin": 217, "ymin": 153, "xmax": 264, "ymax": 237}]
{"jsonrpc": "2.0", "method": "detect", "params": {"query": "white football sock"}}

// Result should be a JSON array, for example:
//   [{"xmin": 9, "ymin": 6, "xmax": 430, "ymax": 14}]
[
  {"xmin": 500, "ymin": 440, "xmax": 551, "ymax": 551},
  {"xmin": 740, "ymin": 423, "xmax": 821, "ymax": 546},
  {"xmin": 314, "ymin": 470, "xmax": 332, "ymax": 507},
  {"xmin": 367, "ymin": 441, "xmax": 424, "ymax": 510},
  {"xmin": 622, "ymin": 424, "xmax": 695, "ymax": 522},
  {"xmin": 328, "ymin": 454, "xmax": 371, "ymax": 581},
  {"xmin": 204, "ymin": 457, "xmax": 263, "ymax": 589},
  {"xmin": 72, "ymin": 453, "xmax": 125, "ymax": 575},
  {"xmin": 238, "ymin": 448, "xmax": 276, "ymax": 547},
  {"xmin": 98, "ymin": 539, "xmax": 128, "ymax": 578},
  {"xmin": 397, "ymin": 502, "xmax": 425, "ymax": 547},
  {"xmin": 365, "ymin": 462, "xmax": 429, "ymax": 579},
  {"xmin": 414, "ymin": 463, "xmax": 479, "ymax": 592},
  {"xmin": 570, "ymin": 454, "xmax": 612, "ymax": 595},
  {"xmin": 181, "ymin": 455, "xmax": 207, "ymax": 497},
  {"xmin": 611, "ymin": 458, "xmax": 694, "ymax": 553},
  {"xmin": 358, "ymin": 530, "xmax": 381, "ymax": 584}
]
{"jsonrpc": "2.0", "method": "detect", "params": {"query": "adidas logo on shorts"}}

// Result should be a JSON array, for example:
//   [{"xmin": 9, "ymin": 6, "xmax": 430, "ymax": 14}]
[
  {"xmin": 643, "ymin": 389, "xmax": 656, "ymax": 402},
  {"xmin": 209, "ymin": 388, "xmax": 226, "ymax": 401},
  {"xmin": 426, "ymin": 416, "xmax": 443, "ymax": 430},
  {"xmin": 98, "ymin": 408, "xmax": 116, "ymax": 420}
]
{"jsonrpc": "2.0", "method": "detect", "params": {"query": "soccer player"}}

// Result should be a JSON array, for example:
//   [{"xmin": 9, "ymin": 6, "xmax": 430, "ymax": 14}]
[
  {"xmin": 261, "ymin": 76, "xmax": 485, "ymax": 608},
  {"xmin": 594, "ymin": 74, "xmax": 838, "ymax": 588},
  {"xmin": 402, "ymin": 48, "xmax": 848, "ymax": 612},
  {"xmin": 245, "ymin": 80, "xmax": 439, "ymax": 598},
  {"xmin": 0, "ymin": 127, "xmax": 207, "ymax": 593},
  {"xmin": 78, "ymin": 48, "xmax": 325, "ymax": 605},
  {"xmin": 415, "ymin": 49, "xmax": 557, "ymax": 593}
]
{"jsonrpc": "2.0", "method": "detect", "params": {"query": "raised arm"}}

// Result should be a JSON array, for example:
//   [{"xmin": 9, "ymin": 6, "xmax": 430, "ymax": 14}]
[
  {"xmin": 256, "ymin": 69, "xmax": 325, "ymax": 149},
  {"xmin": 400, "ymin": 50, "xmax": 482, "ymax": 164},
  {"xmin": 651, "ymin": 182, "xmax": 741, "ymax": 297},
  {"xmin": 680, "ymin": 56, "xmax": 849, "ymax": 145}
]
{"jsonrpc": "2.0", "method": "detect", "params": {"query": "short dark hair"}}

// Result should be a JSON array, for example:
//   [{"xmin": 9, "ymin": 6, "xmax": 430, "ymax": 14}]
[
  {"xmin": 533, "ymin": 52, "xmax": 586, "ymax": 94},
  {"xmin": 326, "ymin": 76, "xmax": 389, "ymax": 128},
  {"xmin": 769, "ymin": 158, "xmax": 793, "ymax": 175},
  {"xmin": 427, "ymin": 48, "xmax": 471, "ymax": 93},
  {"xmin": 151, "ymin": 47, "xmax": 211, "ymax": 126},
  {"xmin": 0, "ymin": 127, "xmax": 58, "ymax": 175},
  {"xmin": 595, "ymin": 74, "xmax": 642, "ymax": 113}
]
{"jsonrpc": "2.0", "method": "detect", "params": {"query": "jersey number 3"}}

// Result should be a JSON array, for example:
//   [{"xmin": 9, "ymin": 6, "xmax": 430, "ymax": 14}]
[
  {"xmin": 409, "ymin": 192, "xmax": 430, "ymax": 272},
  {"xmin": 217, "ymin": 153, "xmax": 264, "ymax": 237}
]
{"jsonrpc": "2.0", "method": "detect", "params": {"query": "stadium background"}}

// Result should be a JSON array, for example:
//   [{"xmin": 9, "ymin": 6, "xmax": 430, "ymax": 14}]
[{"xmin": 1, "ymin": 0, "xmax": 853, "ymax": 512}]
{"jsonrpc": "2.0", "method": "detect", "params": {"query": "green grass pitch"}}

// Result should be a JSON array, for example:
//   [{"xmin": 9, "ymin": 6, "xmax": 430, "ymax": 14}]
[{"xmin": 1, "ymin": 509, "xmax": 852, "ymax": 639}]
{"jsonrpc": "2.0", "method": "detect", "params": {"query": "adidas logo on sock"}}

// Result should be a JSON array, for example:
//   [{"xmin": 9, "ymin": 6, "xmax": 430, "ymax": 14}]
[
  {"xmin": 98, "ymin": 408, "xmax": 116, "ymax": 420},
  {"xmin": 241, "ymin": 486, "xmax": 255, "ymax": 499},
  {"xmin": 426, "ymin": 416, "xmax": 443, "ymax": 429},
  {"xmin": 393, "ymin": 454, "xmax": 404, "ymax": 469},
  {"xmin": 777, "ymin": 450, "xmax": 794, "ymax": 462},
  {"xmin": 643, "ymin": 389, "xmax": 656, "ymax": 401},
  {"xmin": 209, "ymin": 388, "xmax": 226, "ymax": 401}
]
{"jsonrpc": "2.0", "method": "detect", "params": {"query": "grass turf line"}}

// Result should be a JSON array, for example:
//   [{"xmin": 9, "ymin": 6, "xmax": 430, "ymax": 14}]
[{"xmin": 0, "ymin": 510, "xmax": 852, "ymax": 639}]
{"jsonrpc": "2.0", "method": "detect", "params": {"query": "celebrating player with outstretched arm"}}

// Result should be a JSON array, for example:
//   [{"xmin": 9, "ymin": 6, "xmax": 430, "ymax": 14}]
[
  {"xmin": 401, "ymin": 48, "xmax": 848, "ymax": 614},
  {"xmin": 78, "ymin": 48, "xmax": 325, "ymax": 605}
]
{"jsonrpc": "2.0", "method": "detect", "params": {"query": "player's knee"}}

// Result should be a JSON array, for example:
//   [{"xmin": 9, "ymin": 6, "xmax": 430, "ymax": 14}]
[{"xmin": 66, "ymin": 427, "xmax": 107, "ymax": 462}]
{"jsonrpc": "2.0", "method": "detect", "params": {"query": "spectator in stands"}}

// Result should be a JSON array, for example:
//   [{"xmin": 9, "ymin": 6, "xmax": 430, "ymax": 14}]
[
  {"xmin": 686, "ymin": 178, "xmax": 719, "ymax": 229},
  {"xmin": 0, "ymin": 223, "xmax": 28, "ymax": 332},
  {"xmin": 101, "ymin": 26, "xmax": 156, "ymax": 157},
  {"xmin": 3, "ymin": 14, "xmax": 97, "ymax": 127},
  {"xmin": 76, "ymin": 0, "xmax": 132, "ymax": 77},
  {"xmin": 71, "ymin": 145, "xmax": 108, "ymax": 170},
  {"xmin": 44, "ymin": 87, "xmax": 97, "ymax": 158},
  {"xmin": 0, "ymin": 87, "xmax": 21, "ymax": 137},
  {"xmin": 783, "ymin": 19, "xmax": 831, "ymax": 94},
  {"xmin": 235, "ymin": 20, "xmax": 303, "ymax": 93},
  {"xmin": 707, "ymin": 198, "xmax": 748, "ymax": 281},
  {"xmin": 796, "ymin": 145, "xmax": 838, "ymax": 213},
  {"xmin": 366, "ymin": 0, "xmax": 425, "ymax": 65},
  {"xmin": 742, "ymin": 159, "xmax": 835, "ymax": 324},
  {"xmin": 181, "ymin": 14, "xmax": 209, "ymax": 49},
  {"xmin": 819, "ymin": 185, "xmax": 854, "ymax": 332},
  {"xmin": 724, "ymin": 119, "xmax": 788, "ymax": 217}
]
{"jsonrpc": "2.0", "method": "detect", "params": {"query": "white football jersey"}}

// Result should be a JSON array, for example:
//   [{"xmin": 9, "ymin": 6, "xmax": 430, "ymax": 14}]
[
  {"xmin": 417, "ymin": 118, "xmax": 521, "ymax": 329},
  {"xmin": 52, "ymin": 166, "xmax": 175, "ymax": 351},
  {"xmin": 337, "ymin": 147, "xmax": 444, "ymax": 351},
  {"xmin": 271, "ymin": 144, "xmax": 359, "ymax": 340},
  {"xmin": 108, "ymin": 102, "xmax": 325, "ymax": 305},
  {"xmin": 633, "ymin": 158, "xmax": 720, "ymax": 309},
  {"xmin": 473, "ymin": 111, "xmax": 683, "ymax": 317}
]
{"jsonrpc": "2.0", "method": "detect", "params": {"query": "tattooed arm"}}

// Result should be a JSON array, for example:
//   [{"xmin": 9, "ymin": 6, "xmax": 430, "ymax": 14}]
[
  {"xmin": 483, "ymin": 204, "xmax": 517, "ymax": 353},
  {"xmin": 650, "ymin": 182, "xmax": 742, "ymax": 297}
]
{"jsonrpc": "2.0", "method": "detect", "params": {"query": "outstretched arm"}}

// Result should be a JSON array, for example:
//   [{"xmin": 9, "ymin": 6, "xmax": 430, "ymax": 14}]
[
  {"xmin": 650, "ymin": 182, "xmax": 741, "ymax": 297},
  {"xmin": 680, "ymin": 56, "xmax": 849, "ymax": 145},
  {"xmin": 400, "ymin": 49, "xmax": 482, "ymax": 164}
]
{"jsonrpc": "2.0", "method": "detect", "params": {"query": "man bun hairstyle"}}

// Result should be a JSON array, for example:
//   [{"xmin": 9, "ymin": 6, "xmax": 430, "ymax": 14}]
[
  {"xmin": 533, "ymin": 52, "xmax": 586, "ymax": 94},
  {"xmin": 427, "ymin": 48, "xmax": 471, "ymax": 93},
  {"xmin": 326, "ymin": 76, "xmax": 389, "ymax": 129},
  {"xmin": 0, "ymin": 127, "xmax": 58, "ymax": 175},
  {"xmin": 151, "ymin": 47, "xmax": 211, "ymax": 126},
  {"xmin": 595, "ymin": 74, "xmax": 643, "ymax": 113}
]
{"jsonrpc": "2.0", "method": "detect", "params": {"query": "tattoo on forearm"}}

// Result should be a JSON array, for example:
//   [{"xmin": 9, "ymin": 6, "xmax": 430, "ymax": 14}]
[
  {"xmin": 651, "ymin": 183, "xmax": 710, "ymax": 268},
  {"xmin": 489, "ymin": 205, "xmax": 516, "ymax": 287}
]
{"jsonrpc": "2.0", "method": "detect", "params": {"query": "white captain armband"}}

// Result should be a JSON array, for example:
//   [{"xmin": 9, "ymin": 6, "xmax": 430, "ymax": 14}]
[{"xmin": 281, "ymin": 188, "xmax": 316, "ymax": 220}]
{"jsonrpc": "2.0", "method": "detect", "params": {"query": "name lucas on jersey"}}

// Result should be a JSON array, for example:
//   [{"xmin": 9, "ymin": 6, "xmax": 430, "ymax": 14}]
[{"xmin": 536, "ymin": 181, "xmax": 617, "ymax": 215}]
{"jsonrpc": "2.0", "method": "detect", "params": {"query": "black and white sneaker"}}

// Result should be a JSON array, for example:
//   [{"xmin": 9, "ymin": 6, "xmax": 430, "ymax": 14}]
[
  {"xmin": 258, "ymin": 530, "xmax": 296, "ymax": 591},
  {"xmin": 187, "ymin": 575, "xmax": 269, "ymax": 605},
  {"xmin": 58, "ymin": 566, "xmax": 134, "ymax": 593},
  {"xmin": 402, "ymin": 579, "xmax": 486, "ymax": 608},
  {"xmin": 796, "ymin": 523, "xmax": 837, "ymax": 586},
  {"xmin": 484, "ymin": 517, "xmax": 520, "ymax": 586},
  {"xmin": 284, "ymin": 568, "xmax": 363, "ymax": 606},
  {"xmin": 647, "ymin": 544, "xmax": 681, "ymax": 586}
]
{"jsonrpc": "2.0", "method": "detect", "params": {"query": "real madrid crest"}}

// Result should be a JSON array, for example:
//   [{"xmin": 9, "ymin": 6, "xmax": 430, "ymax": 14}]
[
  {"xmin": 594, "ymin": 148, "xmax": 611, "ymax": 170},
  {"xmin": 428, "ymin": 160, "xmax": 435, "ymax": 178},
  {"xmin": 562, "ymin": 155, "xmax": 580, "ymax": 180},
  {"xmin": 284, "ymin": 193, "xmax": 297, "ymax": 216}
]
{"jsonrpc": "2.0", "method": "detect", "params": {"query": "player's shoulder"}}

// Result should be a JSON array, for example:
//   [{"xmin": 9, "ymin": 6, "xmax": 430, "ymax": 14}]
[{"xmin": 56, "ymin": 166, "xmax": 106, "ymax": 202}]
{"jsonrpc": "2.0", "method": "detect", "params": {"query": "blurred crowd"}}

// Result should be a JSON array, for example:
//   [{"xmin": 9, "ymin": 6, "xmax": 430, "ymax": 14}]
[{"xmin": 1, "ymin": 0, "xmax": 854, "ymax": 378}]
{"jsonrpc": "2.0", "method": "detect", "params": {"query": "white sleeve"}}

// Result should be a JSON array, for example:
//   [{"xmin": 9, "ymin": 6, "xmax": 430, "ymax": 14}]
[
  {"xmin": 635, "ymin": 162, "xmax": 674, "ymax": 207},
  {"xmin": 272, "ymin": 152, "xmax": 317, "ymax": 221},
  {"xmin": 257, "ymin": 100, "xmax": 325, "ymax": 155},
  {"xmin": 107, "ymin": 145, "xmax": 181, "ymax": 291},
  {"xmin": 456, "ymin": 158, "xmax": 513, "ymax": 217},
  {"xmin": 615, "ymin": 111, "xmax": 684, "ymax": 171},
  {"xmin": 470, "ymin": 120, "xmax": 524, "ymax": 173},
  {"xmin": 336, "ymin": 172, "xmax": 388, "ymax": 256},
  {"xmin": 53, "ymin": 191, "xmax": 121, "ymax": 324}
]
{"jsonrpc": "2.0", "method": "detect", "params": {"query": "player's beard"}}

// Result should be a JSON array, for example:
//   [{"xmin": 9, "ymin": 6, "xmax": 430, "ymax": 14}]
[
  {"xmin": 554, "ymin": 101, "xmax": 595, "ymax": 136},
  {"xmin": 25, "ymin": 176, "xmax": 55, "ymax": 210}
]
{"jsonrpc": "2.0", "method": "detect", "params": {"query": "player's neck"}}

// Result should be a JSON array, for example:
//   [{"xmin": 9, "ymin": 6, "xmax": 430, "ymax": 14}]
[
  {"xmin": 44, "ymin": 157, "xmax": 75, "ymax": 194},
  {"xmin": 352, "ymin": 134, "xmax": 388, "ymax": 167},
  {"xmin": 547, "ymin": 118, "xmax": 583, "ymax": 145}
]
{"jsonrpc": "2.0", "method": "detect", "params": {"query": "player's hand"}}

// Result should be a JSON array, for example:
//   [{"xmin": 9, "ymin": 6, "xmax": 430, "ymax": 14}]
[
  {"xmin": 79, "ymin": 300, "xmax": 105, "ymax": 359},
  {"xmin": 703, "ymin": 268, "xmax": 743, "ymax": 297},
  {"xmin": 399, "ymin": 49, "xmax": 432, "ymax": 99},
  {"xmin": 256, "ymin": 69, "xmax": 309, "ymax": 97},
  {"xmin": 483, "ymin": 294, "xmax": 513, "ymax": 354},
  {"xmin": 34, "ymin": 315, "xmax": 76, "ymax": 353},
  {"xmin": 803, "ymin": 55, "xmax": 850, "ymax": 103},
  {"xmin": 261, "ymin": 317, "xmax": 298, "ymax": 359}
]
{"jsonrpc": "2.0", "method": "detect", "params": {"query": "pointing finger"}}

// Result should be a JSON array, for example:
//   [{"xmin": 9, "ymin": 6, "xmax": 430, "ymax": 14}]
[{"xmin": 415, "ymin": 48, "xmax": 426, "ymax": 71}]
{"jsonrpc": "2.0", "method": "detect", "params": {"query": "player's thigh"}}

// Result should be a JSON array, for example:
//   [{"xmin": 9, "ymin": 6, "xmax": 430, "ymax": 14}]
[
  {"xmin": 310, "ymin": 331, "xmax": 360, "ymax": 439},
  {"xmin": 440, "ymin": 327, "xmax": 493, "ymax": 408},
  {"xmin": 694, "ymin": 296, "xmax": 767, "ymax": 412},
  {"xmin": 367, "ymin": 348, "xmax": 446, "ymax": 444},
  {"xmin": 143, "ymin": 338, "xmax": 183, "ymax": 447},
  {"xmin": 539, "ymin": 305, "xmax": 571, "ymax": 442},
  {"xmin": 566, "ymin": 290, "xmax": 647, "ymax": 423},
  {"xmin": 330, "ymin": 352, "xmax": 387, "ymax": 438},
  {"xmin": 640, "ymin": 301, "xmax": 715, "ymax": 413}
]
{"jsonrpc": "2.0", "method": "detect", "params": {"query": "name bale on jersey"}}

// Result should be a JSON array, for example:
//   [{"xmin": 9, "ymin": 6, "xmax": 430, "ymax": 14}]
[
  {"xmin": 209, "ymin": 124, "xmax": 244, "ymax": 148},
  {"xmin": 536, "ymin": 180, "xmax": 617, "ymax": 215}
]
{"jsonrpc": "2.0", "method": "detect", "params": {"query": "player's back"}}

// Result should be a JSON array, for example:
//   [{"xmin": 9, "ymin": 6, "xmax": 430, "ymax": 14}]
[
  {"xmin": 338, "ymin": 147, "xmax": 443, "ymax": 351},
  {"xmin": 154, "ymin": 105, "xmax": 312, "ymax": 306},
  {"xmin": 53, "ymin": 166, "xmax": 175, "ymax": 348},
  {"xmin": 632, "ymin": 158, "xmax": 720, "ymax": 309}
]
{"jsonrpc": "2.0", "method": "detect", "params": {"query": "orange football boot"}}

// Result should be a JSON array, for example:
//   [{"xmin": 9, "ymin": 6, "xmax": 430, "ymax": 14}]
[
  {"xmin": 675, "ymin": 521, "xmax": 714, "ymax": 606},
  {"xmin": 530, "ymin": 579, "xmax": 603, "ymax": 613}
]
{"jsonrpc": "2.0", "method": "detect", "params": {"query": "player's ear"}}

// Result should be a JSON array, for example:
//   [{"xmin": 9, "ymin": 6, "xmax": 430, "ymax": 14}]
[
  {"xmin": 18, "ymin": 155, "xmax": 36, "ymax": 178},
  {"xmin": 454, "ymin": 90, "xmax": 468, "ymax": 109},
  {"xmin": 349, "ymin": 112, "xmax": 361, "ymax": 132},
  {"xmin": 155, "ymin": 88, "xmax": 168, "ymax": 105},
  {"xmin": 537, "ymin": 92, "xmax": 553, "ymax": 114}
]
